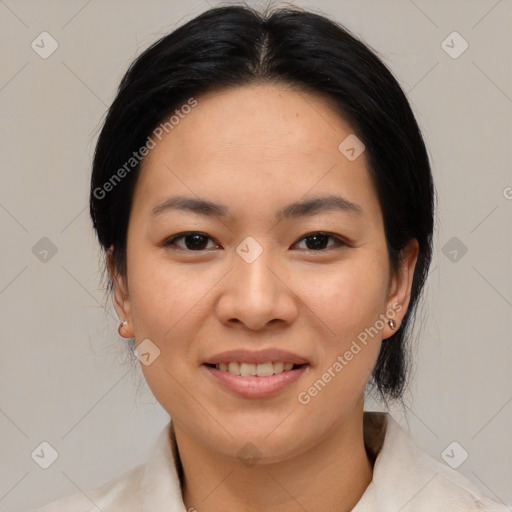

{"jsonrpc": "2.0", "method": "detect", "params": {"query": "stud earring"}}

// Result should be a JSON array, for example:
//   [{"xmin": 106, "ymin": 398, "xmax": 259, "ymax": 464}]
[
  {"xmin": 388, "ymin": 319, "xmax": 396, "ymax": 330},
  {"xmin": 118, "ymin": 320, "xmax": 128, "ymax": 337}
]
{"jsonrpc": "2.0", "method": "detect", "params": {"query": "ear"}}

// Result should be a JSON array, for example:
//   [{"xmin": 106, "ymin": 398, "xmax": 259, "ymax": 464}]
[
  {"xmin": 107, "ymin": 246, "xmax": 134, "ymax": 338},
  {"xmin": 383, "ymin": 238, "xmax": 419, "ymax": 340}
]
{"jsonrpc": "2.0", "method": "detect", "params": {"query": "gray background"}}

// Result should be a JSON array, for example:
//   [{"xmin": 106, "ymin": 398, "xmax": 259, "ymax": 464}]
[{"xmin": 0, "ymin": 0, "xmax": 511, "ymax": 510}]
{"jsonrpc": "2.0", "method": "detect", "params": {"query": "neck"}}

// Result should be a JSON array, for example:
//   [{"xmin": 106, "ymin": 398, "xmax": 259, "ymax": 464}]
[{"xmin": 173, "ymin": 403, "xmax": 374, "ymax": 512}]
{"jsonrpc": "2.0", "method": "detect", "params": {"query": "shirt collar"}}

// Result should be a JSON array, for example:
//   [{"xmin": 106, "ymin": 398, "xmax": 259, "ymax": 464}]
[{"xmin": 140, "ymin": 419, "xmax": 187, "ymax": 511}]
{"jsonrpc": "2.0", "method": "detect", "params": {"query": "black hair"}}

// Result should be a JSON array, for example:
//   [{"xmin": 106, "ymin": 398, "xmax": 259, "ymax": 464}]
[{"xmin": 90, "ymin": 4, "xmax": 435, "ymax": 402}]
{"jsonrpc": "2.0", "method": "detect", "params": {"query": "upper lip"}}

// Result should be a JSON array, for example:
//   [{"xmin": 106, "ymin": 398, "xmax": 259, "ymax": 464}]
[{"xmin": 203, "ymin": 348, "xmax": 309, "ymax": 365}]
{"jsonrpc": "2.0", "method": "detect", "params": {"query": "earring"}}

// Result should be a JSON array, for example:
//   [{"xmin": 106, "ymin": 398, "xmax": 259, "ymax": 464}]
[
  {"xmin": 118, "ymin": 320, "xmax": 128, "ymax": 337},
  {"xmin": 388, "ymin": 319, "xmax": 396, "ymax": 330}
]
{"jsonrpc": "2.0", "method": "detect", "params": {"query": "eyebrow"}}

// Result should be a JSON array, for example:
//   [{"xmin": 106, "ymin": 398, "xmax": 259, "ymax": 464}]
[{"xmin": 150, "ymin": 194, "xmax": 363, "ymax": 220}]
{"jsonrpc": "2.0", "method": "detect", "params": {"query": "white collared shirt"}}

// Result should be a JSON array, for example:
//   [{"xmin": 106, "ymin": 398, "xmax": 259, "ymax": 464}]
[{"xmin": 35, "ymin": 412, "xmax": 510, "ymax": 511}]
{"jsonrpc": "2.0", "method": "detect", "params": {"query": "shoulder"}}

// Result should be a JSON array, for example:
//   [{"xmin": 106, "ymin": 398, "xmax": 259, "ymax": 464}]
[
  {"xmin": 364, "ymin": 412, "xmax": 510, "ymax": 512},
  {"xmin": 34, "ymin": 463, "xmax": 145, "ymax": 512},
  {"xmin": 33, "ymin": 421, "xmax": 180, "ymax": 512}
]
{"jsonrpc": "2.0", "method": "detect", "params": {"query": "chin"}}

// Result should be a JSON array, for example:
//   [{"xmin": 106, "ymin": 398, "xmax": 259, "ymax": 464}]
[{"xmin": 218, "ymin": 417, "xmax": 314, "ymax": 457}]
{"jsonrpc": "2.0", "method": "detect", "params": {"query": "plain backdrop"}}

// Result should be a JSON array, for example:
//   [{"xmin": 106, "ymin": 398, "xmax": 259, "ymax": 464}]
[{"xmin": 0, "ymin": 0, "xmax": 511, "ymax": 510}]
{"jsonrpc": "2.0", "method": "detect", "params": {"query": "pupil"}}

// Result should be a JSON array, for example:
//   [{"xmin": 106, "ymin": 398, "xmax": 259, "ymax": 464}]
[
  {"xmin": 186, "ymin": 234, "xmax": 208, "ymax": 250},
  {"xmin": 307, "ymin": 234, "xmax": 328, "ymax": 250}
]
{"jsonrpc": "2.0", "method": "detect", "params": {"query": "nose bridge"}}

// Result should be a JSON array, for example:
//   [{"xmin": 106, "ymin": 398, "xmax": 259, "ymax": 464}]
[
  {"xmin": 235, "ymin": 238, "xmax": 281, "ymax": 307},
  {"xmin": 216, "ymin": 236, "xmax": 297, "ymax": 329}
]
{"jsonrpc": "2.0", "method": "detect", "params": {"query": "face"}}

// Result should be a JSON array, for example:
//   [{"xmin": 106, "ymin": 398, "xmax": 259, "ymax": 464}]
[{"xmin": 111, "ymin": 83, "xmax": 418, "ymax": 462}]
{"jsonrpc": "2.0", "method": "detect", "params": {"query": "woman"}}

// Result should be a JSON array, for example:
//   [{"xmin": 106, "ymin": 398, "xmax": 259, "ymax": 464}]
[{"xmin": 35, "ymin": 4, "xmax": 508, "ymax": 511}]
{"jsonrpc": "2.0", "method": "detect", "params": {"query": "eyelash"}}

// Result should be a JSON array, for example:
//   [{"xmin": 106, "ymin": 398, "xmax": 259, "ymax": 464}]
[{"xmin": 163, "ymin": 231, "xmax": 349, "ymax": 252}]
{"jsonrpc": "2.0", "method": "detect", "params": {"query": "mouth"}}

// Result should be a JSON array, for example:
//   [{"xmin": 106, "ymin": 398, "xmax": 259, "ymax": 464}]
[
  {"xmin": 203, "ymin": 361, "xmax": 308, "ymax": 377},
  {"xmin": 202, "ymin": 362, "xmax": 310, "ymax": 398}
]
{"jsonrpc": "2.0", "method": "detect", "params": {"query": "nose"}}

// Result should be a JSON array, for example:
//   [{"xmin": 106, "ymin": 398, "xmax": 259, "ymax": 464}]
[{"xmin": 214, "ymin": 244, "xmax": 298, "ymax": 331}]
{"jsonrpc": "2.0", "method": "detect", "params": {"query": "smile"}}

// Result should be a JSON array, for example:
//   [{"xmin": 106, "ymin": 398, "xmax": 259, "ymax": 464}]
[
  {"xmin": 203, "ymin": 362, "xmax": 309, "ymax": 398},
  {"xmin": 211, "ymin": 361, "xmax": 298, "ymax": 377}
]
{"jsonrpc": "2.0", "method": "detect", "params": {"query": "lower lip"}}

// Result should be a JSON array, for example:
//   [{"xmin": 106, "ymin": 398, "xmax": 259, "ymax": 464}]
[{"xmin": 203, "ymin": 364, "xmax": 309, "ymax": 399}]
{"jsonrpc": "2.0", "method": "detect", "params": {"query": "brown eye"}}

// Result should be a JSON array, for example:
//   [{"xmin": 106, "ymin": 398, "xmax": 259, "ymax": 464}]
[
  {"xmin": 293, "ymin": 232, "xmax": 346, "ymax": 251},
  {"xmin": 165, "ymin": 232, "xmax": 218, "ymax": 251}
]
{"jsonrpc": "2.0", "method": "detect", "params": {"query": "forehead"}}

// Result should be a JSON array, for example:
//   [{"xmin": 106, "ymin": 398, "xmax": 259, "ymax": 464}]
[
  {"xmin": 133, "ymin": 84, "xmax": 381, "ymax": 223},
  {"xmin": 161, "ymin": 83, "xmax": 354, "ymax": 157}
]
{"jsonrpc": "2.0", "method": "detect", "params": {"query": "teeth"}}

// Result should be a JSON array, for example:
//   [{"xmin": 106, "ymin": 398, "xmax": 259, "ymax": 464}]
[
  {"xmin": 273, "ymin": 361, "xmax": 284, "ymax": 373},
  {"xmin": 240, "ymin": 362, "xmax": 257, "ymax": 376},
  {"xmin": 256, "ymin": 362, "xmax": 273, "ymax": 377},
  {"xmin": 228, "ymin": 362, "xmax": 240, "ymax": 375},
  {"xmin": 214, "ymin": 361, "xmax": 299, "ymax": 376}
]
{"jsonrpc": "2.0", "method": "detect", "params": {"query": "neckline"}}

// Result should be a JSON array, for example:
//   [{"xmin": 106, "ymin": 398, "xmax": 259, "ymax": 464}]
[{"xmin": 168, "ymin": 411, "xmax": 388, "ymax": 489}]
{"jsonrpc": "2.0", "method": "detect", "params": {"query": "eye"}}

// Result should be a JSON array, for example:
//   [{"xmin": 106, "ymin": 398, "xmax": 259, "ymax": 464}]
[
  {"xmin": 163, "ymin": 232, "xmax": 219, "ymax": 251},
  {"xmin": 292, "ymin": 232, "xmax": 347, "ymax": 251},
  {"xmin": 163, "ymin": 231, "xmax": 348, "ymax": 252}
]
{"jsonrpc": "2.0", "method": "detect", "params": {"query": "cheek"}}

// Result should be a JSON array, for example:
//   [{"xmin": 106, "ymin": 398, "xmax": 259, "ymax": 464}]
[
  {"xmin": 298, "ymin": 252, "xmax": 389, "ymax": 337},
  {"xmin": 129, "ymin": 255, "xmax": 206, "ymax": 415},
  {"xmin": 127, "ymin": 247, "xmax": 205, "ymax": 337},
  {"xmin": 293, "ymin": 261, "xmax": 386, "ymax": 422}
]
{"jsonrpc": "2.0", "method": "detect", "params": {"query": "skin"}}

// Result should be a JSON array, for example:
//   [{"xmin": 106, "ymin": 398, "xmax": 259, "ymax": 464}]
[{"xmin": 110, "ymin": 83, "xmax": 419, "ymax": 512}]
